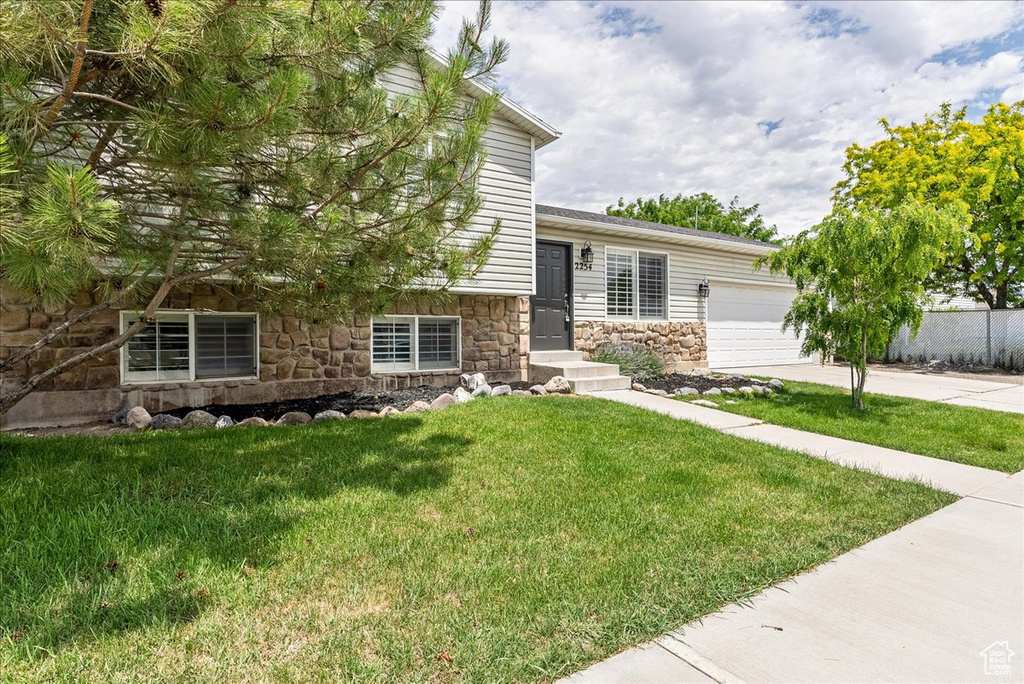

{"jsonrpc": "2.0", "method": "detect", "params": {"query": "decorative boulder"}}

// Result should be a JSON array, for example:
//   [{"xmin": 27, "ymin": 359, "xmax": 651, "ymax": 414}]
[
  {"xmin": 125, "ymin": 406, "xmax": 152, "ymax": 430},
  {"xmin": 348, "ymin": 409, "xmax": 380, "ymax": 419},
  {"xmin": 543, "ymin": 376, "xmax": 571, "ymax": 394},
  {"xmin": 460, "ymin": 372, "xmax": 488, "ymax": 391},
  {"xmin": 277, "ymin": 411, "xmax": 312, "ymax": 425},
  {"xmin": 111, "ymin": 407, "xmax": 129, "ymax": 425},
  {"xmin": 313, "ymin": 410, "xmax": 346, "ymax": 422},
  {"xmin": 692, "ymin": 399, "xmax": 719, "ymax": 408},
  {"xmin": 673, "ymin": 387, "xmax": 699, "ymax": 396},
  {"xmin": 471, "ymin": 384, "xmax": 492, "ymax": 398},
  {"xmin": 183, "ymin": 410, "xmax": 218, "ymax": 429},
  {"xmin": 403, "ymin": 401, "xmax": 431, "ymax": 413},
  {"xmin": 490, "ymin": 384, "xmax": 512, "ymax": 397},
  {"xmin": 529, "ymin": 384, "xmax": 547, "ymax": 396},
  {"xmin": 721, "ymin": 387, "xmax": 738, "ymax": 395},
  {"xmin": 631, "ymin": 382, "xmax": 647, "ymax": 392},
  {"xmin": 215, "ymin": 415, "xmax": 234, "ymax": 429},
  {"xmin": 236, "ymin": 417, "xmax": 270, "ymax": 427},
  {"xmin": 512, "ymin": 389, "xmax": 532, "ymax": 397},
  {"xmin": 738, "ymin": 386, "xmax": 755, "ymax": 395},
  {"xmin": 645, "ymin": 389, "xmax": 669, "ymax": 396},
  {"xmin": 453, "ymin": 387, "xmax": 473, "ymax": 403},
  {"xmin": 430, "ymin": 393, "xmax": 458, "ymax": 411},
  {"xmin": 702, "ymin": 387, "xmax": 722, "ymax": 396},
  {"xmin": 380, "ymin": 406, "xmax": 400, "ymax": 417},
  {"xmin": 151, "ymin": 414, "xmax": 184, "ymax": 430},
  {"xmin": 768, "ymin": 379, "xmax": 784, "ymax": 389}
]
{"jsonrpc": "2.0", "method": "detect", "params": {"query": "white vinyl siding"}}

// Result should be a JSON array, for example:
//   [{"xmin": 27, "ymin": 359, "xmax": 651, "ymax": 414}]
[
  {"xmin": 382, "ymin": 64, "xmax": 535, "ymax": 296},
  {"xmin": 538, "ymin": 224, "xmax": 790, "ymax": 323},
  {"xmin": 371, "ymin": 315, "xmax": 461, "ymax": 373},
  {"xmin": 121, "ymin": 311, "xmax": 257, "ymax": 384}
]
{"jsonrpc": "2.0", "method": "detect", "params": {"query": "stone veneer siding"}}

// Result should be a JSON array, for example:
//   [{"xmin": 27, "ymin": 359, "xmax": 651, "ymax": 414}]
[
  {"xmin": 574, "ymin": 320, "xmax": 707, "ymax": 372},
  {"xmin": 0, "ymin": 286, "xmax": 529, "ymax": 428}
]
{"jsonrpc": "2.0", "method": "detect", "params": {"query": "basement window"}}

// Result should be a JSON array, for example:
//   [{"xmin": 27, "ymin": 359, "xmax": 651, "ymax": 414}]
[
  {"xmin": 120, "ymin": 311, "xmax": 258, "ymax": 383},
  {"xmin": 372, "ymin": 316, "xmax": 460, "ymax": 373}
]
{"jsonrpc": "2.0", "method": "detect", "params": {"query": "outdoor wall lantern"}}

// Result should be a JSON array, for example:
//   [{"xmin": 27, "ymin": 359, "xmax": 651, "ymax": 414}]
[
  {"xmin": 580, "ymin": 241, "xmax": 594, "ymax": 265},
  {"xmin": 698, "ymin": 277, "xmax": 710, "ymax": 298}
]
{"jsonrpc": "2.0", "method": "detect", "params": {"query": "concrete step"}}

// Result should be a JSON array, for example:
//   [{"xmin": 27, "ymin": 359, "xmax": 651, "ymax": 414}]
[
  {"xmin": 571, "ymin": 375, "xmax": 632, "ymax": 393},
  {"xmin": 530, "ymin": 361, "xmax": 621, "ymax": 381},
  {"xmin": 528, "ymin": 350, "xmax": 584, "ymax": 364}
]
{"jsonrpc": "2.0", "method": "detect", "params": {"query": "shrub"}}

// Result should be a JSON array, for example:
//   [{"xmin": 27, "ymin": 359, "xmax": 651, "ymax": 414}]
[{"xmin": 591, "ymin": 343, "xmax": 664, "ymax": 382}]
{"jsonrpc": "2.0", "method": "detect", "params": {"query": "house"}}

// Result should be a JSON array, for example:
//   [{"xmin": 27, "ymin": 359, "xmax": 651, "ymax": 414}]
[{"xmin": 0, "ymin": 69, "xmax": 808, "ymax": 429}]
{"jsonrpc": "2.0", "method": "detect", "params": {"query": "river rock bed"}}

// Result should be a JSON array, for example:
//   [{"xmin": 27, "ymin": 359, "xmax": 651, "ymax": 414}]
[{"xmin": 636, "ymin": 372, "xmax": 767, "ymax": 394}]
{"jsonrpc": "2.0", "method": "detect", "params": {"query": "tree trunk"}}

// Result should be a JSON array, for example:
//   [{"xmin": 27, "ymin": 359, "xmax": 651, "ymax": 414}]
[
  {"xmin": 852, "ymin": 329, "xmax": 868, "ymax": 411},
  {"xmin": 0, "ymin": 280, "xmax": 172, "ymax": 418},
  {"xmin": 995, "ymin": 282, "xmax": 1008, "ymax": 309}
]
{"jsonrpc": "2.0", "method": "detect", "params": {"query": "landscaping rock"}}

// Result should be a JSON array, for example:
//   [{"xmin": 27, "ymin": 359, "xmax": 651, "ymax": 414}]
[
  {"xmin": 380, "ymin": 406, "xmax": 400, "ymax": 417},
  {"xmin": 692, "ymin": 399, "xmax": 719, "ymax": 408},
  {"xmin": 750, "ymin": 378, "xmax": 765, "ymax": 385},
  {"xmin": 490, "ymin": 384, "xmax": 512, "ymax": 397},
  {"xmin": 111, "ymin": 407, "xmax": 129, "ymax": 425},
  {"xmin": 453, "ymin": 387, "xmax": 473, "ymax": 403},
  {"xmin": 403, "ymin": 401, "xmax": 431, "ymax": 413},
  {"xmin": 460, "ymin": 372, "xmax": 488, "ymax": 391},
  {"xmin": 673, "ymin": 387, "xmax": 699, "ymax": 396},
  {"xmin": 183, "ymin": 410, "xmax": 218, "ymax": 429},
  {"xmin": 543, "ymin": 376, "xmax": 571, "ymax": 394},
  {"xmin": 215, "ymin": 415, "xmax": 234, "ymax": 429},
  {"xmin": 313, "ymin": 410, "xmax": 346, "ymax": 422},
  {"xmin": 738, "ymin": 386, "xmax": 755, "ymax": 395},
  {"xmin": 727, "ymin": 374, "xmax": 745, "ymax": 380},
  {"xmin": 512, "ymin": 389, "xmax": 532, "ymax": 397},
  {"xmin": 236, "ymin": 417, "xmax": 269, "ymax": 427},
  {"xmin": 702, "ymin": 387, "xmax": 722, "ymax": 396},
  {"xmin": 724, "ymin": 400, "xmax": 738, "ymax": 404},
  {"xmin": 471, "ymin": 384, "xmax": 492, "ymax": 398},
  {"xmin": 721, "ymin": 387, "xmax": 737, "ymax": 395},
  {"xmin": 151, "ymin": 414, "xmax": 184, "ymax": 430},
  {"xmin": 631, "ymin": 382, "xmax": 647, "ymax": 392},
  {"xmin": 125, "ymin": 406, "xmax": 152, "ymax": 430},
  {"xmin": 529, "ymin": 384, "xmax": 547, "ymax": 395},
  {"xmin": 348, "ymin": 409, "xmax": 380, "ymax": 419},
  {"xmin": 768, "ymin": 378, "xmax": 784, "ymax": 389},
  {"xmin": 430, "ymin": 393, "xmax": 458, "ymax": 411},
  {"xmin": 645, "ymin": 388, "xmax": 669, "ymax": 396},
  {"xmin": 277, "ymin": 411, "xmax": 312, "ymax": 425}
]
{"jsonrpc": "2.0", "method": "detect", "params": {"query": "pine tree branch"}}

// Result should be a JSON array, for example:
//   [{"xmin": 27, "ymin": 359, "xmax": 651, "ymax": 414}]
[{"xmin": 41, "ymin": 0, "xmax": 94, "ymax": 128}]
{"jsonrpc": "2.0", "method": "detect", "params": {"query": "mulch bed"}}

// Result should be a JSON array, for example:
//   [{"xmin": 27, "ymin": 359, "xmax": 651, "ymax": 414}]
[
  {"xmin": 637, "ymin": 373, "xmax": 763, "ymax": 394},
  {"xmin": 162, "ymin": 382, "xmax": 535, "ymax": 422}
]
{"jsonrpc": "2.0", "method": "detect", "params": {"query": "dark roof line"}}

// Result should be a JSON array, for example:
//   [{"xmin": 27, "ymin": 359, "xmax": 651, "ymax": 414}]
[{"xmin": 535, "ymin": 204, "xmax": 776, "ymax": 249}]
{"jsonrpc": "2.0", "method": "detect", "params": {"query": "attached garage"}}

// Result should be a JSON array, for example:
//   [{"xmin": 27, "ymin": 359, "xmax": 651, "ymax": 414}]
[{"xmin": 706, "ymin": 280, "xmax": 812, "ymax": 368}]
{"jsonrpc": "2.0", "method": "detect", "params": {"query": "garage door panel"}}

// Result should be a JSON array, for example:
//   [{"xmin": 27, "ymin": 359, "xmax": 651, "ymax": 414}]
[{"xmin": 707, "ymin": 283, "xmax": 813, "ymax": 368}]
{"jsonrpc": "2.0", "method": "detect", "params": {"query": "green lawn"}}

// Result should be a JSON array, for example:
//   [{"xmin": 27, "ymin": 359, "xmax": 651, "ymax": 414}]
[
  {"xmin": 0, "ymin": 397, "xmax": 952, "ymax": 683},
  {"xmin": 704, "ymin": 381, "xmax": 1024, "ymax": 473}
]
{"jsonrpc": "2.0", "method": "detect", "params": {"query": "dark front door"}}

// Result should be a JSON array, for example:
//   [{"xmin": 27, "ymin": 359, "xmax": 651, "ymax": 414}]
[{"xmin": 531, "ymin": 241, "xmax": 572, "ymax": 351}]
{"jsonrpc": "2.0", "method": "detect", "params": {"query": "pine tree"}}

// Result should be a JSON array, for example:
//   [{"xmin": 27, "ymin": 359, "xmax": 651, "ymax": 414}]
[{"xmin": 0, "ymin": 0, "xmax": 507, "ymax": 415}]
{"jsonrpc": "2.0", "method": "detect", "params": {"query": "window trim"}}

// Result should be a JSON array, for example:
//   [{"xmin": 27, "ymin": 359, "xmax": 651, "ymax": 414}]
[
  {"xmin": 603, "ymin": 245, "xmax": 672, "ymax": 322},
  {"xmin": 119, "ymin": 310, "xmax": 259, "ymax": 385},
  {"xmin": 371, "ymin": 314, "xmax": 462, "ymax": 374}
]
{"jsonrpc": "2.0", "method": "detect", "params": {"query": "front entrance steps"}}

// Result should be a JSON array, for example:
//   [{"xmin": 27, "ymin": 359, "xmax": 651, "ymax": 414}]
[{"xmin": 528, "ymin": 350, "xmax": 631, "ymax": 393}]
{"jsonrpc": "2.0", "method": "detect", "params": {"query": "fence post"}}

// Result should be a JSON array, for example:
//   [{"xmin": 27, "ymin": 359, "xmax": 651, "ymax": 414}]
[{"xmin": 986, "ymin": 310, "xmax": 992, "ymax": 366}]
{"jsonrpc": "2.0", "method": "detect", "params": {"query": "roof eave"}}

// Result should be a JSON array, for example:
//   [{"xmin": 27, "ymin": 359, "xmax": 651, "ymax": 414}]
[{"xmin": 536, "ymin": 212, "xmax": 778, "ymax": 256}]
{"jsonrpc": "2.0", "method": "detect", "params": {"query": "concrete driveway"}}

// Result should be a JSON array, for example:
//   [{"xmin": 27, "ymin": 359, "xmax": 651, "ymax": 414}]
[{"xmin": 721, "ymin": 364, "xmax": 1024, "ymax": 414}]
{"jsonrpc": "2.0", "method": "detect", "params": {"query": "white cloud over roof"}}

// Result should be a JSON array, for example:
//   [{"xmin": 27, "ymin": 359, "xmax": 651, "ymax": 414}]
[{"xmin": 432, "ymin": 0, "xmax": 1024, "ymax": 235}]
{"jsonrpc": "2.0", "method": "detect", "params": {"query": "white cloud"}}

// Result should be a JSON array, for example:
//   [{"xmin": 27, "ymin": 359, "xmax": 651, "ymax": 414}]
[{"xmin": 433, "ymin": 0, "xmax": 1024, "ymax": 235}]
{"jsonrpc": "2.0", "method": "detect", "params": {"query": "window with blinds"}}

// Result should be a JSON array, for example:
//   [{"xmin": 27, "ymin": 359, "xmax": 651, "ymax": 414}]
[
  {"xmin": 638, "ymin": 253, "xmax": 667, "ymax": 319},
  {"xmin": 124, "ymin": 314, "xmax": 191, "ymax": 382},
  {"xmin": 606, "ymin": 249, "xmax": 636, "ymax": 318},
  {"xmin": 122, "ymin": 312, "xmax": 258, "ymax": 383},
  {"xmin": 195, "ymin": 315, "xmax": 256, "ymax": 379},
  {"xmin": 371, "ymin": 316, "xmax": 460, "ymax": 372}
]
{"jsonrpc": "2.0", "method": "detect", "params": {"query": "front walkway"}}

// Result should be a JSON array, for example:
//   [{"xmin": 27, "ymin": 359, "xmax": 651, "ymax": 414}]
[
  {"xmin": 560, "ymin": 391, "xmax": 1023, "ymax": 683},
  {"xmin": 722, "ymin": 363, "xmax": 1024, "ymax": 414}
]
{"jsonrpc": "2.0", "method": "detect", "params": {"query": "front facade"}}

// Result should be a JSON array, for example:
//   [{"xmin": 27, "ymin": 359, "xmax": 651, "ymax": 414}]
[{"xmin": 0, "ymin": 72, "xmax": 811, "ymax": 429}]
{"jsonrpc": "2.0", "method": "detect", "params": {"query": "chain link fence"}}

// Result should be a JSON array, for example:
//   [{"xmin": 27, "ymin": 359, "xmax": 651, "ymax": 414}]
[{"xmin": 886, "ymin": 309, "xmax": 1024, "ymax": 370}]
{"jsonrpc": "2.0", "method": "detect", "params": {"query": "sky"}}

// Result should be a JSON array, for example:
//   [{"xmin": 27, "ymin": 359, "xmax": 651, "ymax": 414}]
[{"xmin": 432, "ymin": 0, "xmax": 1024, "ymax": 236}]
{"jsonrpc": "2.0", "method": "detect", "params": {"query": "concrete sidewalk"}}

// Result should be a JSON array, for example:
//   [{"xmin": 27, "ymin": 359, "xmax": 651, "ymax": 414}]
[
  {"xmin": 594, "ymin": 390, "xmax": 1008, "ymax": 496},
  {"xmin": 561, "ymin": 391, "xmax": 1022, "ymax": 683},
  {"xmin": 723, "ymin": 364, "xmax": 1024, "ymax": 414},
  {"xmin": 562, "ymin": 473, "xmax": 1024, "ymax": 684}
]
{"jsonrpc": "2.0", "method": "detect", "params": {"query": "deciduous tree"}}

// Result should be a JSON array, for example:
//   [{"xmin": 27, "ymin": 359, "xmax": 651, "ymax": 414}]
[{"xmin": 607, "ymin": 192, "xmax": 780, "ymax": 244}]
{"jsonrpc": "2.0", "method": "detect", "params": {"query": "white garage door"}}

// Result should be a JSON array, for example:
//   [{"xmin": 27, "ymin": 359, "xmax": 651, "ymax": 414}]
[{"xmin": 707, "ymin": 282, "xmax": 812, "ymax": 368}]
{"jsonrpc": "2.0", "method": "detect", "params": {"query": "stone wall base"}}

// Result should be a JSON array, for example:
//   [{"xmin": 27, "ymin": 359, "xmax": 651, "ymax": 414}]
[{"xmin": 574, "ymin": 320, "xmax": 707, "ymax": 373}]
